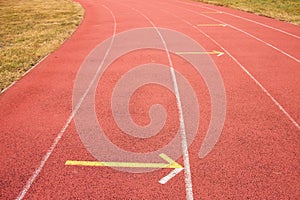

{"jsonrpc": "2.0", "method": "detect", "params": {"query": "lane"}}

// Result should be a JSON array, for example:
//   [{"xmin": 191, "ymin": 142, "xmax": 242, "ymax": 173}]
[
  {"xmin": 0, "ymin": 2, "xmax": 117, "ymax": 199},
  {"xmin": 19, "ymin": 1, "xmax": 191, "ymax": 199},
  {"xmin": 16, "ymin": 5, "xmax": 118, "ymax": 200},
  {"xmin": 129, "ymin": 6, "xmax": 195, "ymax": 198},
  {"xmin": 0, "ymin": 0, "xmax": 299, "ymax": 199}
]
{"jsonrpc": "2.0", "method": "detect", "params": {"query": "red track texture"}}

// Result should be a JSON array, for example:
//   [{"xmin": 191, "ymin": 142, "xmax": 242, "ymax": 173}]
[{"xmin": 1, "ymin": 0, "xmax": 299, "ymax": 199}]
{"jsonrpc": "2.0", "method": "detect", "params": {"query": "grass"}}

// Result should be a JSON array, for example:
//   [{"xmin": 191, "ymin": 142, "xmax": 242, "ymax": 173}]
[
  {"xmin": 0, "ymin": 0, "xmax": 84, "ymax": 92},
  {"xmin": 195, "ymin": 0, "xmax": 300, "ymax": 25}
]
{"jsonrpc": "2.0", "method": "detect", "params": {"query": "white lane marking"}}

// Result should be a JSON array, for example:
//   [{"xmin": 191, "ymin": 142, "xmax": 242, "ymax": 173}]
[
  {"xmin": 169, "ymin": 67, "xmax": 194, "ymax": 199},
  {"xmin": 163, "ymin": 10, "xmax": 300, "ymax": 131},
  {"xmin": 15, "ymin": 6, "xmax": 117, "ymax": 200},
  {"xmin": 159, "ymin": 168, "xmax": 184, "ymax": 184},
  {"xmin": 127, "ymin": 6, "xmax": 194, "ymax": 200},
  {"xmin": 175, "ymin": 5, "xmax": 300, "ymax": 63},
  {"xmin": 174, "ymin": 0, "xmax": 300, "ymax": 39}
]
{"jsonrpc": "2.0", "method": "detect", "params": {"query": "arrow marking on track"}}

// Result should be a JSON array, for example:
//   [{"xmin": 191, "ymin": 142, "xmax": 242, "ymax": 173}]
[
  {"xmin": 176, "ymin": 50, "xmax": 224, "ymax": 57},
  {"xmin": 65, "ymin": 153, "xmax": 183, "ymax": 169},
  {"xmin": 197, "ymin": 23, "xmax": 227, "ymax": 27},
  {"xmin": 66, "ymin": 154, "xmax": 184, "ymax": 184}
]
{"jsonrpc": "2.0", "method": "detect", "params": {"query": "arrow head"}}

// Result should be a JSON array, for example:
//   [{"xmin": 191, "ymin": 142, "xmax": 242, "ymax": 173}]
[
  {"xmin": 212, "ymin": 50, "xmax": 224, "ymax": 57},
  {"xmin": 158, "ymin": 154, "xmax": 184, "ymax": 184},
  {"xmin": 159, "ymin": 153, "xmax": 183, "ymax": 169}
]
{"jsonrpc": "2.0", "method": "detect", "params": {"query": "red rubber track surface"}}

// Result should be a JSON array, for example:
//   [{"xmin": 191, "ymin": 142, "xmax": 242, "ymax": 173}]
[{"xmin": 1, "ymin": 0, "xmax": 299, "ymax": 199}]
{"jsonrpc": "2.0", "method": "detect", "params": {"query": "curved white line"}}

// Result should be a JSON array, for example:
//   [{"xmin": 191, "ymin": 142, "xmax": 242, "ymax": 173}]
[
  {"xmin": 15, "ymin": 5, "xmax": 117, "ymax": 200},
  {"xmin": 174, "ymin": 0, "xmax": 300, "ymax": 39}
]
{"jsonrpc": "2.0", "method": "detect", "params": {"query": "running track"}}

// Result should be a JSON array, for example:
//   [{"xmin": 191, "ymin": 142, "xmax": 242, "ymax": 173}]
[{"xmin": 1, "ymin": 0, "xmax": 299, "ymax": 199}]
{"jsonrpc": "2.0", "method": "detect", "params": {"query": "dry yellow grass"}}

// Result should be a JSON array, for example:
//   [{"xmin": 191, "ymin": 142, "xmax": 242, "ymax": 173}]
[
  {"xmin": 0, "ymin": 0, "xmax": 84, "ymax": 92},
  {"xmin": 196, "ymin": 0, "xmax": 300, "ymax": 25}
]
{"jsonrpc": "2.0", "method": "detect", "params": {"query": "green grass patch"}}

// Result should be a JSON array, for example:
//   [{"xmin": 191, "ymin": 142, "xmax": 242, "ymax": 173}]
[
  {"xmin": 0, "ymin": 0, "xmax": 84, "ymax": 92},
  {"xmin": 195, "ymin": 0, "xmax": 300, "ymax": 25}
]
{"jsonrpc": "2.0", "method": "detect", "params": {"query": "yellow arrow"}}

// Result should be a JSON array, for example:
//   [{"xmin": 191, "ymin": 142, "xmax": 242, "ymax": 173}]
[
  {"xmin": 176, "ymin": 50, "xmax": 224, "ymax": 57},
  {"xmin": 65, "ymin": 153, "xmax": 183, "ymax": 169},
  {"xmin": 197, "ymin": 24, "xmax": 227, "ymax": 27}
]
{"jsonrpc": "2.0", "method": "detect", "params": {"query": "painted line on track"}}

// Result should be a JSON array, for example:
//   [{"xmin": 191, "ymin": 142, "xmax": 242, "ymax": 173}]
[
  {"xmin": 176, "ymin": 51, "xmax": 224, "ymax": 56},
  {"xmin": 162, "ymin": 9, "xmax": 300, "ymax": 131},
  {"xmin": 15, "ymin": 6, "xmax": 117, "ymax": 200},
  {"xmin": 65, "ymin": 153, "xmax": 183, "ymax": 168}
]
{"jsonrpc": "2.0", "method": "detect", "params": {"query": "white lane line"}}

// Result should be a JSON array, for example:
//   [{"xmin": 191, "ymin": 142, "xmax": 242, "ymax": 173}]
[
  {"xmin": 174, "ymin": 5, "xmax": 300, "ymax": 63},
  {"xmin": 159, "ymin": 168, "xmax": 184, "ymax": 184},
  {"xmin": 169, "ymin": 67, "xmax": 194, "ymax": 199},
  {"xmin": 126, "ymin": 6, "xmax": 194, "ymax": 200},
  {"xmin": 163, "ymin": 10, "xmax": 300, "ymax": 131},
  {"xmin": 174, "ymin": 0, "xmax": 300, "ymax": 39},
  {"xmin": 15, "ymin": 6, "xmax": 117, "ymax": 200}
]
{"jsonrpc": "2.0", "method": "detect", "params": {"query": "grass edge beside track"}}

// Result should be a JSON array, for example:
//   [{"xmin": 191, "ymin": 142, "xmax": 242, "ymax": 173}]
[
  {"xmin": 0, "ymin": 0, "xmax": 84, "ymax": 93},
  {"xmin": 194, "ymin": 0, "xmax": 300, "ymax": 25}
]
